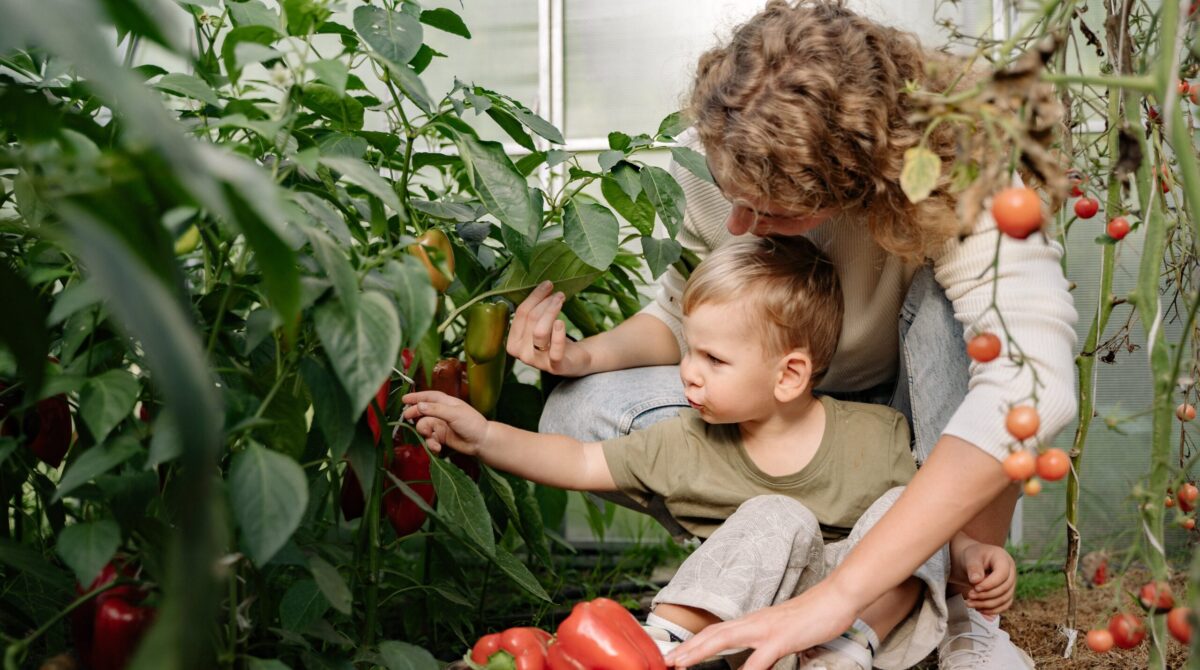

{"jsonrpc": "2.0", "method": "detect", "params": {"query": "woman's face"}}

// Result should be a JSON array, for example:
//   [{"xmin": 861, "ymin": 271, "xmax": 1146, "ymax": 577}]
[{"xmin": 724, "ymin": 202, "xmax": 837, "ymax": 237}]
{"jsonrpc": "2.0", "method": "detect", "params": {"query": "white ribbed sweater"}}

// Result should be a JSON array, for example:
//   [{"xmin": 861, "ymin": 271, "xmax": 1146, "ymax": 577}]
[{"xmin": 640, "ymin": 132, "xmax": 1079, "ymax": 462}]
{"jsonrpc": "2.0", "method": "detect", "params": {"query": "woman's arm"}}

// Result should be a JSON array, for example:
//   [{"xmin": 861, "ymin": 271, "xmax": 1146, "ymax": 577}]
[{"xmin": 666, "ymin": 436, "xmax": 1009, "ymax": 670}]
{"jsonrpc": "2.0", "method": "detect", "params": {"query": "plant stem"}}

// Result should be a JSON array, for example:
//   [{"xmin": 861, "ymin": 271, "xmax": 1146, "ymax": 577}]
[{"xmin": 363, "ymin": 459, "xmax": 383, "ymax": 646}]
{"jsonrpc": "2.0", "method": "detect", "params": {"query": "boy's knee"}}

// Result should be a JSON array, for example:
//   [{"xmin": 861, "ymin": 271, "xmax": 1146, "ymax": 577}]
[{"xmin": 735, "ymin": 495, "xmax": 819, "ymax": 533}]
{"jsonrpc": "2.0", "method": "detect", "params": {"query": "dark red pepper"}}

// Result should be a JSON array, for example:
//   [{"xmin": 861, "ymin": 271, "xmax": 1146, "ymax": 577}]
[
  {"xmin": 339, "ymin": 464, "xmax": 367, "ymax": 522},
  {"xmin": 383, "ymin": 438, "xmax": 436, "ymax": 537},
  {"xmin": 70, "ymin": 561, "xmax": 151, "ymax": 670},
  {"xmin": 547, "ymin": 598, "xmax": 665, "ymax": 670},
  {"xmin": 91, "ymin": 597, "xmax": 155, "ymax": 670},
  {"xmin": 0, "ymin": 382, "xmax": 73, "ymax": 468},
  {"xmin": 365, "ymin": 379, "xmax": 390, "ymax": 446}
]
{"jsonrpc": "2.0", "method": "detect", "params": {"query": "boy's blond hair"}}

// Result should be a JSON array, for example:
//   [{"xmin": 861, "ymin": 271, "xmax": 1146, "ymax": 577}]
[{"xmin": 682, "ymin": 236, "xmax": 842, "ymax": 386}]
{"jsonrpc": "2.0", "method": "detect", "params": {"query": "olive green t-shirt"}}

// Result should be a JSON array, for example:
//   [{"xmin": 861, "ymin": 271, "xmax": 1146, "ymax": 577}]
[{"xmin": 601, "ymin": 396, "xmax": 916, "ymax": 541}]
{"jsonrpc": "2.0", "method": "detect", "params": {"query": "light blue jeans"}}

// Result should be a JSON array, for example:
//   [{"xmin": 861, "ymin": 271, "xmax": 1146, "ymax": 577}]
[{"xmin": 539, "ymin": 265, "xmax": 970, "ymax": 536}]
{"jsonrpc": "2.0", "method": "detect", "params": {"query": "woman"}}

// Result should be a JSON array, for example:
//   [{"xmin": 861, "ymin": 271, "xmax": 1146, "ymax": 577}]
[{"xmin": 508, "ymin": 2, "xmax": 1076, "ymax": 668}]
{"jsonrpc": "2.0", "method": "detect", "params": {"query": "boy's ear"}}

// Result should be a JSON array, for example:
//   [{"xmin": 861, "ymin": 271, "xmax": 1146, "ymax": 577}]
[{"xmin": 775, "ymin": 349, "xmax": 812, "ymax": 403}]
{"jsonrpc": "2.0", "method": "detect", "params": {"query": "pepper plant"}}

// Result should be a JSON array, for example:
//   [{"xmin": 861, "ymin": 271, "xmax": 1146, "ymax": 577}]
[{"xmin": 0, "ymin": 0, "xmax": 704, "ymax": 668}]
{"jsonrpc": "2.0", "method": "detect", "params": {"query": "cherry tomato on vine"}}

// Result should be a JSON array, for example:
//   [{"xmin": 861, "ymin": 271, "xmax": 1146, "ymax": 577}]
[
  {"xmin": 1003, "ymin": 450, "xmax": 1036, "ymax": 481},
  {"xmin": 1023, "ymin": 478, "xmax": 1042, "ymax": 496},
  {"xmin": 1106, "ymin": 217, "xmax": 1130, "ymax": 241},
  {"xmin": 1178, "ymin": 483, "xmax": 1198, "ymax": 512},
  {"xmin": 1085, "ymin": 629, "xmax": 1113, "ymax": 653},
  {"xmin": 1168, "ymin": 607, "xmax": 1192, "ymax": 645},
  {"xmin": 967, "ymin": 333, "xmax": 1002, "ymax": 363},
  {"xmin": 1166, "ymin": 496, "xmax": 1176, "ymax": 508},
  {"xmin": 1138, "ymin": 581, "xmax": 1174, "ymax": 612},
  {"xmin": 1108, "ymin": 613, "xmax": 1146, "ymax": 649},
  {"xmin": 1183, "ymin": 517, "xmax": 1197, "ymax": 531},
  {"xmin": 1036, "ymin": 448, "xmax": 1070, "ymax": 481},
  {"xmin": 1006, "ymin": 406, "xmax": 1040, "ymax": 441},
  {"xmin": 1179, "ymin": 80, "xmax": 1193, "ymax": 96},
  {"xmin": 991, "ymin": 187, "xmax": 1043, "ymax": 239},
  {"xmin": 1176, "ymin": 403, "xmax": 1196, "ymax": 421},
  {"xmin": 1073, "ymin": 197, "xmax": 1099, "ymax": 219}
]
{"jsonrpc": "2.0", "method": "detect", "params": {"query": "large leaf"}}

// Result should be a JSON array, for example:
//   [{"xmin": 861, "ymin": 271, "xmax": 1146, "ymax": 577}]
[
  {"xmin": 563, "ymin": 199, "xmax": 619, "ymax": 269},
  {"xmin": 54, "ymin": 435, "xmax": 142, "ymax": 501},
  {"xmin": 0, "ymin": 537, "xmax": 71, "ymax": 592},
  {"xmin": 300, "ymin": 358, "xmax": 354, "ymax": 462},
  {"xmin": 445, "ymin": 129, "xmax": 540, "ymax": 239},
  {"xmin": 79, "ymin": 369, "xmax": 140, "ymax": 445},
  {"xmin": 310, "ymin": 58, "xmax": 349, "ymax": 97},
  {"xmin": 640, "ymin": 165, "xmax": 685, "ymax": 237},
  {"xmin": 379, "ymin": 641, "xmax": 438, "ymax": 670},
  {"xmin": 492, "ymin": 546, "xmax": 551, "ymax": 603},
  {"xmin": 381, "ymin": 59, "xmax": 434, "ymax": 115},
  {"xmin": 419, "ymin": 8, "xmax": 470, "ymax": 39},
  {"xmin": 300, "ymin": 83, "xmax": 364, "ymax": 131},
  {"xmin": 640, "ymin": 236, "xmax": 682, "ymax": 280},
  {"xmin": 230, "ymin": 443, "xmax": 309, "ymax": 566},
  {"xmin": 430, "ymin": 455, "xmax": 494, "ymax": 557},
  {"xmin": 353, "ymin": 5, "xmax": 423, "ymax": 66},
  {"xmin": 153, "ymin": 73, "xmax": 220, "ymax": 106},
  {"xmin": 227, "ymin": 1, "xmax": 280, "ymax": 30},
  {"xmin": 601, "ymin": 174, "xmax": 655, "ymax": 236},
  {"xmin": 314, "ymin": 291, "xmax": 400, "ymax": 419},
  {"xmin": 319, "ymin": 156, "xmax": 402, "ymax": 214},
  {"xmin": 669, "ymin": 145, "xmax": 715, "ymax": 185},
  {"xmin": 56, "ymin": 519, "xmax": 121, "ymax": 586},
  {"xmin": 496, "ymin": 240, "xmax": 602, "ymax": 303},
  {"xmin": 307, "ymin": 555, "xmax": 351, "ymax": 615},
  {"xmin": 383, "ymin": 257, "xmax": 436, "ymax": 349},
  {"xmin": 279, "ymin": 578, "xmax": 328, "ymax": 631},
  {"xmin": 305, "ymin": 227, "xmax": 358, "ymax": 312}
]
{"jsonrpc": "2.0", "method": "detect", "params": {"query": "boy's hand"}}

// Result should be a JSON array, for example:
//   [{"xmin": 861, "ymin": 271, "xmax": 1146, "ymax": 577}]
[
  {"xmin": 401, "ymin": 391, "xmax": 489, "ymax": 455},
  {"xmin": 959, "ymin": 541, "xmax": 1017, "ymax": 616}
]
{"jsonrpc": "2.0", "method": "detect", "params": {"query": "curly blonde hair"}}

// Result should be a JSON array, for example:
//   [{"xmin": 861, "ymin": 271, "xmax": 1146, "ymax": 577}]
[{"xmin": 690, "ymin": 0, "xmax": 973, "ymax": 262}]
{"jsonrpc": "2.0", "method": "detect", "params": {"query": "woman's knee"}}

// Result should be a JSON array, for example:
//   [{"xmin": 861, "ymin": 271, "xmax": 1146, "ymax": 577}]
[{"xmin": 538, "ymin": 366, "xmax": 687, "ymax": 440}]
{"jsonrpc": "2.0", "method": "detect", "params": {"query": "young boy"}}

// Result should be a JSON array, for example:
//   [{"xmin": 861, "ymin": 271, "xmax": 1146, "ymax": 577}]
[{"xmin": 403, "ymin": 237, "xmax": 1015, "ymax": 670}]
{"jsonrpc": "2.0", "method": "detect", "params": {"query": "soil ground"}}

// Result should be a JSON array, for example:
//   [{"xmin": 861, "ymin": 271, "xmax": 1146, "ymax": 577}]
[{"xmin": 913, "ymin": 568, "xmax": 1190, "ymax": 669}]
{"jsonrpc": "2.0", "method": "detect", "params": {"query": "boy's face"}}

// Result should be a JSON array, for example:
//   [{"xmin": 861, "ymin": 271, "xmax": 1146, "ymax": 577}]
[{"xmin": 680, "ymin": 301, "xmax": 786, "ymax": 424}]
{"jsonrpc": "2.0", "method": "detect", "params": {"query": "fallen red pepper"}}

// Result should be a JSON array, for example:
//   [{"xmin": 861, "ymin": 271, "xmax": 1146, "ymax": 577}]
[
  {"xmin": 91, "ymin": 597, "xmax": 155, "ymax": 670},
  {"xmin": 471, "ymin": 627, "xmax": 553, "ymax": 670},
  {"xmin": 547, "ymin": 598, "xmax": 665, "ymax": 670}
]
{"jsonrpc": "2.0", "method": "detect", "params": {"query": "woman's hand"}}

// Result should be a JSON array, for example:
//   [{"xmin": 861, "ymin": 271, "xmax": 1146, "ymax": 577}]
[
  {"xmin": 664, "ymin": 579, "xmax": 858, "ymax": 670},
  {"xmin": 506, "ymin": 281, "xmax": 594, "ymax": 377},
  {"xmin": 401, "ymin": 391, "xmax": 490, "ymax": 455}
]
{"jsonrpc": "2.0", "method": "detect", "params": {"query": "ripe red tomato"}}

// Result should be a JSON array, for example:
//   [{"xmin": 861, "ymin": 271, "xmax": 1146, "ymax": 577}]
[
  {"xmin": 1006, "ymin": 405, "xmax": 1040, "ymax": 441},
  {"xmin": 1023, "ymin": 478, "xmax": 1042, "ymax": 496},
  {"xmin": 1106, "ymin": 217, "xmax": 1130, "ymax": 240},
  {"xmin": 1073, "ymin": 197, "xmax": 1099, "ymax": 219},
  {"xmin": 1177, "ymin": 403, "xmax": 1197, "ymax": 421},
  {"xmin": 1003, "ymin": 450, "xmax": 1036, "ymax": 481},
  {"xmin": 1168, "ymin": 607, "xmax": 1192, "ymax": 645},
  {"xmin": 1179, "ymin": 80, "xmax": 1193, "ymax": 96},
  {"xmin": 991, "ymin": 187, "xmax": 1043, "ymax": 239},
  {"xmin": 967, "ymin": 333, "xmax": 1002, "ymax": 363},
  {"xmin": 1138, "ymin": 581, "xmax": 1174, "ymax": 612},
  {"xmin": 1166, "ymin": 496, "xmax": 1176, "ymax": 508},
  {"xmin": 1036, "ymin": 448, "xmax": 1070, "ymax": 481},
  {"xmin": 1178, "ymin": 483, "xmax": 1199, "ymax": 512},
  {"xmin": 1183, "ymin": 517, "xmax": 1197, "ymax": 531},
  {"xmin": 1108, "ymin": 613, "xmax": 1146, "ymax": 649},
  {"xmin": 1086, "ymin": 629, "xmax": 1114, "ymax": 653}
]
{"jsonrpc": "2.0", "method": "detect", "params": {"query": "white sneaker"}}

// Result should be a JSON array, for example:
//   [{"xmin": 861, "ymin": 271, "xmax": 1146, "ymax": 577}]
[
  {"xmin": 797, "ymin": 636, "xmax": 872, "ymax": 670},
  {"xmin": 937, "ymin": 594, "xmax": 1035, "ymax": 669}
]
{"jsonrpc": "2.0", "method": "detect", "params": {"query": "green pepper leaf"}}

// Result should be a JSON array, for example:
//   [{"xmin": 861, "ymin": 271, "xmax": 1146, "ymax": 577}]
[
  {"xmin": 639, "ymin": 165, "xmax": 685, "ymax": 238},
  {"xmin": 353, "ymin": 5, "xmax": 423, "ymax": 66},
  {"xmin": 307, "ymin": 555, "xmax": 352, "ymax": 615},
  {"xmin": 445, "ymin": 129, "xmax": 541, "ymax": 240},
  {"xmin": 56, "ymin": 519, "xmax": 121, "ymax": 586},
  {"xmin": 496, "ymin": 240, "xmax": 602, "ymax": 303},
  {"xmin": 384, "ymin": 257, "xmax": 437, "ymax": 349},
  {"xmin": 230, "ymin": 442, "xmax": 309, "ymax": 566},
  {"xmin": 299, "ymin": 358, "xmax": 354, "ymax": 463},
  {"xmin": 79, "ymin": 369, "xmax": 140, "ymax": 446},
  {"xmin": 153, "ymin": 73, "xmax": 221, "ymax": 107},
  {"xmin": 379, "ymin": 641, "xmax": 438, "ymax": 670},
  {"xmin": 563, "ymin": 199, "xmax": 619, "ymax": 269},
  {"xmin": 279, "ymin": 578, "xmax": 329, "ymax": 631},
  {"xmin": 319, "ymin": 156, "xmax": 403, "ymax": 214},
  {"xmin": 55, "ymin": 435, "xmax": 142, "ymax": 502},
  {"xmin": 669, "ymin": 145, "xmax": 715, "ymax": 185},
  {"xmin": 640, "ymin": 236, "xmax": 682, "ymax": 280},
  {"xmin": 300, "ymin": 83, "xmax": 364, "ymax": 131},
  {"xmin": 314, "ymin": 291, "xmax": 401, "ymax": 419},
  {"xmin": 419, "ymin": 8, "xmax": 471, "ymax": 39},
  {"xmin": 430, "ymin": 454, "xmax": 494, "ymax": 557}
]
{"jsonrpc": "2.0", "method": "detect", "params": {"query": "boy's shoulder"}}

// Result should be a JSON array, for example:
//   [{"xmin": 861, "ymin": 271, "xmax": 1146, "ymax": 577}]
[{"xmin": 821, "ymin": 396, "xmax": 909, "ymax": 440}]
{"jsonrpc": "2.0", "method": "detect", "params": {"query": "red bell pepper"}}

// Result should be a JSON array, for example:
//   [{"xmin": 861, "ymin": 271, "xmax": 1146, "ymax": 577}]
[
  {"xmin": 472, "ymin": 627, "xmax": 553, "ymax": 670},
  {"xmin": 91, "ymin": 597, "xmax": 155, "ymax": 670},
  {"xmin": 0, "ymin": 383, "xmax": 73, "ymax": 468},
  {"xmin": 339, "ymin": 464, "xmax": 367, "ymax": 521},
  {"xmin": 547, "ymin": 598, "xmax": 665, "ymax": 670},
  {"xmin": 365, "ymin": 379, "xmax": 390, "ymax": 445},
  {"xmin": 70, "ymin": 561, "xmax": 153, "ymax": 670},
  {"xmin": 383, "ymin": 439, "xmax": 436, "ymax": 537}
]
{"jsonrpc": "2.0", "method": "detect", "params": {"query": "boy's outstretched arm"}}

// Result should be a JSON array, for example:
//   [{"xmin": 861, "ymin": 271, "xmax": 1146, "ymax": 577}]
[{"xmin": 401, "ymin": 390, "xmax": 617, "ymax": 492}]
